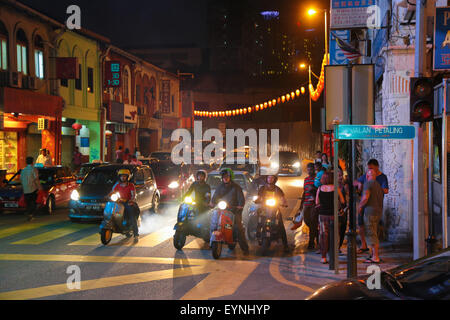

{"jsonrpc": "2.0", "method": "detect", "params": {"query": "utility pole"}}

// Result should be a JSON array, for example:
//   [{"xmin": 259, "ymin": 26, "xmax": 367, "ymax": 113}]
[{"xmin": 413, "ymin": 0, "xmax": 427, "ymax": 259}]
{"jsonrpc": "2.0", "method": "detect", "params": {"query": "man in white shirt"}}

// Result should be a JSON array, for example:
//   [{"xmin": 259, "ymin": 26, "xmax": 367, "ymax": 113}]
[
  {"xmin": 20, "ymin": 157, "xmax": 42, "ymax": 221},
  {"xmin": 36, "ymin": 149, "xmax": 47, "ymax": 165}
]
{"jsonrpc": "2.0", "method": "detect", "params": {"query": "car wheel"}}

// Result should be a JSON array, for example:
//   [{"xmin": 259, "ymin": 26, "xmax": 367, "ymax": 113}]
[
  {"xmin": 46, "ymin": 196, "xmax": 56, "ymax": 215},
  {"xmin": 151, "ymin": 194, "xmax": 160, "ymax": 214}
]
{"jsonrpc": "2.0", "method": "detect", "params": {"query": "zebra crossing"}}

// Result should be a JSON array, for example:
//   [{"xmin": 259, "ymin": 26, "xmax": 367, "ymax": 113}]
[{"xmin": 0, "ymin": 220, "xmax": 207, "ymax": 249}]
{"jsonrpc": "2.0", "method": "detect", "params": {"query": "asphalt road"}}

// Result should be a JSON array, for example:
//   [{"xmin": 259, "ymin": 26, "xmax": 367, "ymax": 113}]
[{"xmin": 0, "ymin": 175, "xmax": 351, "ymax": 300}]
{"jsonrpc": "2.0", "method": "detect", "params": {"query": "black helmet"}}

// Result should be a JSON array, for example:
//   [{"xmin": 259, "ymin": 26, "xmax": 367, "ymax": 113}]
[{"xmin": 196, "ymin": 170, "xmax": 207, "ymax": 179}]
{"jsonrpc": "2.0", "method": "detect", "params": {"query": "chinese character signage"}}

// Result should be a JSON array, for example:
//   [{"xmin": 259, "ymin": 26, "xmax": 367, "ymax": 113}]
[
  {"xmin": 434, "ymin": 7, "xmax": 450, "ymax": 70},
  {"xmin": 161, "ymin": 80, "xmax": 171, "ymax": 114},
  {"xmin": 105, "ymin": 61, "xmax": 121, "ymax": 87},
  {"xmin": 331, "ymin": 0, "xmax": 375, "ymax": 30}
]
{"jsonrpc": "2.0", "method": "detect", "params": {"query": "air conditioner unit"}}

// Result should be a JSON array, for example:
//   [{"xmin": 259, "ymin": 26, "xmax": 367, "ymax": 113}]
[
  {"xmin": 27, "ymin": 76, "xmax": 37, "ymax": 90},
  {"xmin": 9, "ymin": 72, "xmax": 22, "ymax": 88}
]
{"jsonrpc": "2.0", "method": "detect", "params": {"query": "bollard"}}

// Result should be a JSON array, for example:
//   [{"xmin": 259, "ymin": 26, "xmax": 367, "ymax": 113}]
[{"xmin": 329, "ymin": 219, "xmax": 335, "ymax": 270}]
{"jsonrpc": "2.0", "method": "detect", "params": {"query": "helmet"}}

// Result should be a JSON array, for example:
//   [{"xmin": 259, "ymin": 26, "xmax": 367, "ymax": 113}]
[
  {"xmin": 118, "ymin": 169, "xmax": 131, "ymax": 177},
  {"xmin": 196, "ymin": 170, "xmax": 208, "ymax": 180},
  {"xmin": 220, "ymin": 168, "xmax": 234, "ymax": 181},
  {"xmin": 266, "ymin": 174, "xmax": 278, "ymax": 184}
]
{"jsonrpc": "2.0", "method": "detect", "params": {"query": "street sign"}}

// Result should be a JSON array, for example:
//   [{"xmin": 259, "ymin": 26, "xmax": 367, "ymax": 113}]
[
  {"xmin": 337, "ymin": 125, "xmax": 416, "ymax": 140},
  {"xmin": 330, "ymin": 30, "xmax": 351, "ymax": 65},
  {"xmin": 434, "ymin": 7, "xmax": 450, "ymax": 71},
  {"xmin": 331, "ymin": 0, "xmax": 378, "ymax": 30}
]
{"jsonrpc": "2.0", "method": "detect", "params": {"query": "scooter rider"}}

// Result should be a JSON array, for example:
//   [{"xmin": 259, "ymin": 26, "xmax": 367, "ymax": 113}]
[
  {"xmin": 183, "ymin": 170, "xmax": 211, "ymax": 213},
  {"xmin": 111, "ymin": 169, "xmax": 140, "ymax": 243},
  {"xmin": 256, "ymin": 174, "xmax": 290, "ymax": 252},
  {"xmin": 210, "ymin": 168, "xmax": 250, "ymax": 255}
]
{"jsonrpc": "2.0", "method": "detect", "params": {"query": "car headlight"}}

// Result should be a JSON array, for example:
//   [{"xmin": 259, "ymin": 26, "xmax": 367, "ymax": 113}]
[
  {"xmin": 218, "ymin": 201, "xmax": 228, "ymax": 210},
  {"xmin": 71, "ymin": 190, "xmax": 80, "ymax": 201},
  {"xmin": 265, "ymin": 198, "xmax": 276, "ymax": 207},
  {"xmin": 184, "ymin": 196, "xmax": 193, "ymax": 204},
  {"xmin": 110, "ymin": 193, "xmax": 120, "ymax": 202},
  {"xmin": 271, "ymin": 162, "xmax": 279, "ymax": 169},
  {"xmin": 293, "ymin": 162, "xmax": 301, "ymax": 168},
  {"xmin": 169, "ymin": 181, "xmax": 180, "ymax": 189}
]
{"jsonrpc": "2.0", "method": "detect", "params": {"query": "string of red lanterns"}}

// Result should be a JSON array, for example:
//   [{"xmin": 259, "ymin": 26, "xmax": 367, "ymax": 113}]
[{"xmin": 193, "ymin": 85, "xmax": 308, "ymax": 118}]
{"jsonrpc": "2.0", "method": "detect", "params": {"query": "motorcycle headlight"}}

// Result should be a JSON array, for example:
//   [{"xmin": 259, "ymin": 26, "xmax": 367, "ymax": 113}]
[
  {"xmin": 253, "ymin": 196, "xmax": 258, "ymax": 201},
  {"xmin": 271, "ymin": 162, "xmax": 279, "ymax": 169},
  {"xmin": 110, "ymin": 193, "xmax": 120, "ymax": 202},
  {"xmin": 71, "ymin": 190, "xmax": 80, "ymax": 201},
  {"xmin": 184, "ymin": 196, "xmax": 193, "ymax": 204},
  {"xmin": 293, "ymin": 162, "xmax": 301, "ymax": 168},
  {"xmin": 169, "ymin": 181, "xmax": 180, "ymax": 189},
  {"xmin": 218, "ymin": 201, "xmax": 227, "ymax": 210},
  {"xmin": 265, "ymin": 198, "xmax": 276, "ymax": 207}
]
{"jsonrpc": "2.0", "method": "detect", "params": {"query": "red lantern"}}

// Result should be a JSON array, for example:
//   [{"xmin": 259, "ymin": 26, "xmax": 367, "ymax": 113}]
[
  {"xmin": 72, "ymin": 123, "xmax": 82, "ymax": 135},
  {"xmin": 255, "ymin": 105, "xmax": 260, "ymax": 111},
  {"xmin": 272, "ymin": 99, "xmax": 277, "ymax": 106}
]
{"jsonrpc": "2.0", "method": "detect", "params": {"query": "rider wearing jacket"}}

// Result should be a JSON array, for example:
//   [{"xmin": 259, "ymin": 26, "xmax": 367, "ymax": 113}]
[
  {"xmin": 183, "ymin": 170, "xmax": 211, "ymax": 213},
  {"xmin": 256, "ymin": 174, "xmax": 290, "ymax": 252},
  {"xmin": 210, "ymin": 168, "xmax": 249, "ymax": 255},
  {"xmin": 112, "ymin": 169, "xmax": 140, "ymax": 243}
]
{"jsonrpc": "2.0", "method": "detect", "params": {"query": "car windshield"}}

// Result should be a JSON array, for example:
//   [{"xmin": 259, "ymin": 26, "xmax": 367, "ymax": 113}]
[
  {"xmin": 151, "ymin": 162, "xmax": 180, "ymax": 178},
  {"xmin": 207, "ymin": 174, "xmax": 247, "ymax": 190},
  {"xmin": 151, "ymin": 153, "xmax": 171, "ymax": 161},
  {"xmin": 279, "ymin": 152, "xmax": 300, "ymax": 163},
  {"xmin": 78, "ymin": 166, "xmax": 93, "ymax": 177},
  {"xmin": 83, "ymin": 169, "xmax": 119, "ymax": 185},
  {"xmin": 38, "ymin": 169, "xmax": 56, "ymax": 183},
  {"xmin": 220, "ymin": 163, "xmax": 255, "ymax": 173}
]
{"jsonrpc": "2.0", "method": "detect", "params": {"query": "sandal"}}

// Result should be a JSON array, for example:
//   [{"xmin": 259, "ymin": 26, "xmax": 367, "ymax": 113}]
[{"xmin": 357, "ymin": 248, "xmax": 369, "ymax": 254}]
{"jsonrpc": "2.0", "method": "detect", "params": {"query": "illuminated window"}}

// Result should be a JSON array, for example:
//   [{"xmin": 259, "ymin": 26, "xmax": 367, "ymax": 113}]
[
  {"xmin": 34, "ymin": 36, "xmax": 44, "ymax": 78},
  {"xmin": 0, "ymin": 22, "xmax": 7, "ymax": 70},
  {"xmin": 16, "ymin": 29, "xmax": 27, "ymax": 75}
]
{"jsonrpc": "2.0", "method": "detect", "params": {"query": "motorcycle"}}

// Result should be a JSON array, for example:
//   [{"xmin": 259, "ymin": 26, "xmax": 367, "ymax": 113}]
[
  {"xmin": 173, "ymin": 196, "xmax": 210, "ymax": 250},
  {"xmin": 209, "ymin": 201, "xmax": 237, "ymax": 259},
  {"xmin": 246, "ymin": 195, "xmax": 260, "ymax": 241},
  {"xmin": 255, "ymin": 197, "xmax": 287, "ymax": 255},
  {"xmin": 99, "ymin": 192, "xmax": 140, "ymax": 245}
]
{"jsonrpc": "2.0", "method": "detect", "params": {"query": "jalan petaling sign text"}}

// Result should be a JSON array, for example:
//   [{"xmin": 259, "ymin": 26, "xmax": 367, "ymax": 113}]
[{"xmin": 337, "ymin": 125, "xmax": 416, "ymax": 140}]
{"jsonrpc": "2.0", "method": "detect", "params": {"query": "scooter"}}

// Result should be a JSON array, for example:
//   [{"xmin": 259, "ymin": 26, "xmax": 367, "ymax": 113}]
[
  {"xmin": 99, "ymin": 192, "xmax": 140, "ymax": 245},
  {"xmin": 209, "ymin": 201, "xmax": 237, "ymax": 259},
  {"xmin": 255, "ymin": 197, "xmax": 287, "ymax": 255},
  {"xmin": 246, "ymin": 195, "xmax": 260, "ymax": 241},
  {"xmin": 173, "ymin": 196, "xmax": 210, "ymax": 250}
]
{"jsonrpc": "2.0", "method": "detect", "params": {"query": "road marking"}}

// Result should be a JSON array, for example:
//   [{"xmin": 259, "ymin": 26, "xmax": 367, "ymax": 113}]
[
  {"xmin": 134, "ymin": 225, "xmax": 174, "ymax": 247},
  {"xmin": 12, "ymin": 223, "xmax": 93, "ymax": 245},
  {"xmin": 0, "ymin": 223, "xmax": 50, "ymax": 240},
  {"xmin": 269, "ymin": 257, "xmax": 315, "ymax": 293},
  {"xmin": 0, "ymin": 254, "xmax": 259, "ymax": 300},
  {"xmin": 184, "ymin": 238, "xmax": 210, "ymax": 250}
]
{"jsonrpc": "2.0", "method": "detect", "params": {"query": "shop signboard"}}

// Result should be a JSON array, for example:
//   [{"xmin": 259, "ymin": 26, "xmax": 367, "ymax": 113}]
[
  {"xmin": 124, "ymin": 104, "xmax": 138, "ymax": 124},
  {"xmin": 105, "ymin": 61, "xmax": 121, "ymax": 88},
  {"xmin": 434, "ymin": 7, "xmax": 450, "ymax": 71},
  {"xmin": 161, "ymin": 80, "xmax": 171, "ymax": 114},
  {"xmin": 331, "ymin": 0, "xmax": 378, "ymax": 30}
]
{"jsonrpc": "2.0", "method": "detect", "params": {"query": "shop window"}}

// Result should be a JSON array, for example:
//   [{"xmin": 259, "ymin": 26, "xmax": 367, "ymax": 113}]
[
  {"xmin": 87, "ymin": 67, "xmax": 94, "ymax": 93},
  {"xmin": 75, "ymin": 64, "xmax": 82, "ymax": 90},
  {"xmin": 34, "ymin": 36, "xmax": 44, "ymax": 79}
]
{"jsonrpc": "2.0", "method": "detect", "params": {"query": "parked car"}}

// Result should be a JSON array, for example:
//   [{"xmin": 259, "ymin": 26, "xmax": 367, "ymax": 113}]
[
  {"xmin": 0, "ymin": 166, "xmax": 77, "ymax": 215},
  {"xmin": 150, "ymin": 152, "xmax": 172, "ymax": 161},
  {"xmin": 69, "ymin": 164, "xmax": 160, "ymax": 222},
  {"xmin": 269, "ymin": 151, "xmax": 302, "ymax": 176},
  {"xmin": 150, "ymin": 160, "xmax": 193, "ymax": 203},
  {"xmin": 307, "ymin": 248, "xmax": 450, "ymax": 300},
  {"xmin": 75, "ymin": 162, "xmax": 107, "ymax": 183}
]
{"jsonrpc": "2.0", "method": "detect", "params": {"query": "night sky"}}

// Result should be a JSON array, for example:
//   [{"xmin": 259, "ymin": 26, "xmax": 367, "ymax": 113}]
[{"xmin": 19, "ymin": 0, "xmax": 329, "ymax": 48}]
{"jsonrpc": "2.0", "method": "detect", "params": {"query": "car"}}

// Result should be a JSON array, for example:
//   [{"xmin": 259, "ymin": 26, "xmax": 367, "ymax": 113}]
[
  {"xmin": 207, "ymin": 170, "xmax": 257, "ymax": 200},
  {"xmin": 269, "ymin": 151, "xmax": 302, "ymax": 176},
  {"xmin": 75, "ymin": 162, "xmax": 108, "ymax": 183},
  {"xmin": 218, "ymin": 154, "xmax": 260, "ymax": 178},
  {"xmin": 150, "ymin": 152, "xmax": 172, "ymax": 161},
  {"xmin": 138, "ymin": 157, "xmax": 159, "ymax": 166},
  {"xmin": 0, "ymin": 166, "xmax": 77, "ymax": 215},
  {"xmin": 69, "ymin": 164, "xmax": 160, "ymax": 222},
  {"xmin": 149, "ymin": 160, "xmax": 193, "ymax": 203},
  {"xmin": 306, "ymin": 248, "xmax": 450, "ymax": 300}
]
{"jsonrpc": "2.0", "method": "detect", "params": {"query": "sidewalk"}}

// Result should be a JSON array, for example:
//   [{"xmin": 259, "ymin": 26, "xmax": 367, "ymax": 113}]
[{"xmin": 276, "ymin": 223, "xmax": 414, "ymax": 289}]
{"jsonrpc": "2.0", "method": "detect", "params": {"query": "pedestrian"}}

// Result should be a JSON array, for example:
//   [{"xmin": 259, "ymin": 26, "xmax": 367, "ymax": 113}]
[
  {"xmin": 315, "ymin": 171, "xmax": 345, "ymax": 264},
  {"xmin": 124, "ymin": 148, "xmax": 131, "ymax": 163},
  {"xmin": 354, "ymin": 159, "xmax": 389, "ymax": 254},
  {"xmin": 321, "ymin": 153, "xmax": 331, "ymax": 170},
  {"xmin": 338, "ymin": 166, "xmax": 349, "ymax": 254},
  {"xmin": 116, "ymin": 146, "xmax": 124, "ymax": 162},
  {"xmin": 358, "ymin": 169, "xmax": 384, "ymax": 264},
  {"xmin": 36, "ymin": 149, "xmax": 47, "ymax": 166},
  {"xmin": 73, "ymin": 146, "xmax": 82, "ymax": 172},
  {"xmin": 135, "ymin": 147, "xmax": 141, "ymax": 159},
  {"xmin": 315, "ymin": 151, "xmax": 323, "ymax": 164},
  {"xmin": 295, "ymin": 163, "xmax": 318, "ymax": 250},
  {"xmin": 130, "ymin": 155, "xmax": 142, "ymax": 166},
  {"xmin": 314, "ymin": 161, "xmax": 326, "ymax": 188},
  {"xmin": 20, "ymin": 157, "xmax": 42, "ymax": 221},
  {"xmin": 44, "ymin": 149, "xmax": 53, "ymax": 167}
]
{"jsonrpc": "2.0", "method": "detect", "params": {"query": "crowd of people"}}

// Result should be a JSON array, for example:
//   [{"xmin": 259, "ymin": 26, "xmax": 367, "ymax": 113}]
[{"xmin": 295, "ymin": 151, "xmax": 388, "ymax": 264}]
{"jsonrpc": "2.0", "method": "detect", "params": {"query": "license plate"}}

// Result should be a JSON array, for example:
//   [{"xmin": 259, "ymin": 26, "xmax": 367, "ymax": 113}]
[
  {"xmin": 4, "ymin": 202, "xmax": 19, "ymax": 208},
  {"xmin": 85, "ymin": 205, "xmax": 101, "ymax": 210}
]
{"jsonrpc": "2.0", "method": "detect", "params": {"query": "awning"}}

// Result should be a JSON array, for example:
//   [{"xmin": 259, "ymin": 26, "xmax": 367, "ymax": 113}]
[{"xmin": 1, "ymin": 87, "xmax": 63, "ymax": 117}]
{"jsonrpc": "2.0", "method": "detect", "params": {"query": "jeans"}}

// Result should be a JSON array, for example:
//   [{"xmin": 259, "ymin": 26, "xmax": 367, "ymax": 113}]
[{"xmin": 123, "ymin": 203, "xmax": 139, "ymax": 237}]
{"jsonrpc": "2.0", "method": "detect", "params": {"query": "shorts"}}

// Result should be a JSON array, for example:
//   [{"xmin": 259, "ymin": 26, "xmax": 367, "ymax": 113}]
[
  {"xmin": 358, "ymin": 208, "xmax": 365, "ymax": 227},
  {"xmin": 364, "ymin": 209, "xmax": 381, "ymax": 247}
]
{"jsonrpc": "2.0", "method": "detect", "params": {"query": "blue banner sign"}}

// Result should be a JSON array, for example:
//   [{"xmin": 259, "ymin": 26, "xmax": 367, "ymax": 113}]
[
  {"xmin": 434, "ymin": 7, "xmax": 450, "ymax": 70},
  {"xmin": 337, "ymin": 125, "xmax": 416, "ymax": 140}
]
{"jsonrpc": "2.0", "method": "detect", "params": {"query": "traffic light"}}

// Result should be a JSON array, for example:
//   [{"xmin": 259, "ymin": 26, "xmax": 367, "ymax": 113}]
[{"xmin": 410, "ymin": 77, "xmax": 434, "ymax": 123}]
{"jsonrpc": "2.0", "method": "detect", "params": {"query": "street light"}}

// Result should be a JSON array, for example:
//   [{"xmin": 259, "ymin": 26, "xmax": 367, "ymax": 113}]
[
  {"xmin": 306, "ymin": 7, "xmax": 328, "ymax": 64},
  {"xmin": 299, "ymin": 62, "xmax": 320, "ymax": 127}
]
